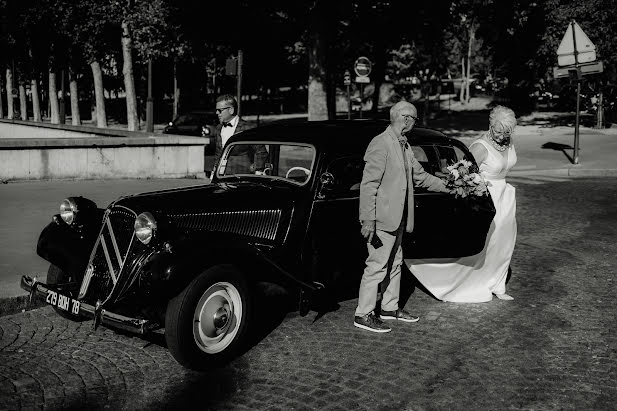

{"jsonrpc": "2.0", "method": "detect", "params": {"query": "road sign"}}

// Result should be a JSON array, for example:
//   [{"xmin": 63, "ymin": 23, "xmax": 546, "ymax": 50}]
[
  {"xmin": 354, "ymin": 56, "xmax": 372, "ymax": 77},
  {"xmin": 225, "ymin": 58, "xmax": 237, "ymax": 75},
  {"xmin": 553, "ymin": 61, "xmax": 603, "ymax": 79},
  {"xmin": 343, "ymin": 70, "xmax": 351, "ymax": 86},
  {"xmin": 355, "ymin": 76, "xmax": 370, "ymax": 84},
  {"xmin": 557, "ymin": 21, "xmax": 596, "ymax": 67}
]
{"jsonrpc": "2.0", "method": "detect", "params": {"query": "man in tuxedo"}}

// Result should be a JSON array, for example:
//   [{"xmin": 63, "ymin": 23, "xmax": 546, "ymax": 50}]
[
  {"xmin": 354, "ymin": 101, "xmax": 449, "ymax": 333},
  {"xmin": 211, "ymin": 94, "xmax": 267, "ymax": 177}
]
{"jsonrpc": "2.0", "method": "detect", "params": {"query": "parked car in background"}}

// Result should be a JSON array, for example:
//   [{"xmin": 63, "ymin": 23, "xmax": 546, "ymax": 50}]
[
  {"xmin": 21, "ymin": 120, "xmax": 495, "ymax": 371},
  {"xmin": 163, "ymin": 111, "xmax": 219, "ymax": 154}
]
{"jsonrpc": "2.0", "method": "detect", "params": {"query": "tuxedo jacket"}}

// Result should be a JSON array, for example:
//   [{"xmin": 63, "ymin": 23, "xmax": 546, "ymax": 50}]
[
  {"xmin": 212, "ymin": 119, "xmax": 267, "ymax": 175},
  {"xmin": 212, "ymin": 119, "xmax": 252, "ymax": 169},
  {"xmin": 359, "ymin": 125, "xmax": 447, "ymax": 233}
]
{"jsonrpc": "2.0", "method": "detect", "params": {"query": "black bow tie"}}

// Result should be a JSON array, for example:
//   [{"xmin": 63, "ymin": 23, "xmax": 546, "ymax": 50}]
[{"xmin": 222, "ymin": 122, "xmax": 232, "ymax": 128}]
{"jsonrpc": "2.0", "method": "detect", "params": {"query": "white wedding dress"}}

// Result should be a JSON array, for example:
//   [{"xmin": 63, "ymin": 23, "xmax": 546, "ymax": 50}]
[{"xmin": 406, "ymin": 138, "xmax": 517, "ymax": 302}]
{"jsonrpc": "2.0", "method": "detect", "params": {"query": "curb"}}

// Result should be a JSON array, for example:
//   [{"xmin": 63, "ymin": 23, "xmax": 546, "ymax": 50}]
[
  {"xmin": 509, "ymin": 168, "xmax": 617, "ymax": 177},
  {"xmin": 0, "ymin": 294, "xmax": 45, "ymax": 318}
]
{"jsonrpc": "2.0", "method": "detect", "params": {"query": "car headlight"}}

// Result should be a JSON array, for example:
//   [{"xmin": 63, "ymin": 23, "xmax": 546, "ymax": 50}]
[
  {"xmin": 60, "ymin": 198, "xmax": 80, "ymax": 225},
  {"xmin": 134, "ymin": 212, "xmax": 157, "ymax": 245}
]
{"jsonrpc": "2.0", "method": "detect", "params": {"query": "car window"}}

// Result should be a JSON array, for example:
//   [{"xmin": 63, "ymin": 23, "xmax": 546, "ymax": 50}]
[
  {"xmin": 218, "ymin": 143, "xmax": 315, "ymax": 185},
  {"xmin": 410, "ymin": 145, "xmax": 440, "ymax": 194},
  {"xmin": 411, "ymin": 145, "xmax": 438, "ymax": 174},
  {"xmin": 324, "ymin": 156, "xmax": 365, "ymax": 197}
]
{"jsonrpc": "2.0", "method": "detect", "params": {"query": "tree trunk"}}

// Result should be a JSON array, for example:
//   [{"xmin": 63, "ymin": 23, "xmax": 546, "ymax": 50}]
[
  {"xmin": 371, "ymin": 43, "xmax": 387, "ymax": 117},
  {"xmin": 19, "ymin": 82, "xmax": 27, "ymax": 120},
  {"xmin": 6, "ymin": 68, "xmax": 14, "ymax": 119},
  {"xmin": 465, "ymin": 25, "xmax": 475, "ymax": 105},
  {"xmin": 31, "ymin": 78, "xmax": 42, "ymax": 121},
  {"xmin": 69, "ymin": 69, "xmax": 80, "ymax": 125},
  {"xmin": 121, "ymin": 21, "xmax": 139, "ymax": 131},
  {"xmin": 173, "ymin": 60, "xmax": 180, "ymax": 118},
  {"xmin": 460, "ymin": 58, "xmax": 466, "ymax": 104},
  {"xmin": 90, "ymin": 61, "xmax": 107, "ymax": 128},
  {"xmin": 0, "ymin": 76, "xmax": 4, "ymax": 118},
  {"xmin": 48, "ymin": 71, "xmax": 60, "ymax": 123},
  {"xmin": 308, "ymin": 1, "xmax": 329, "ymax": 121}
]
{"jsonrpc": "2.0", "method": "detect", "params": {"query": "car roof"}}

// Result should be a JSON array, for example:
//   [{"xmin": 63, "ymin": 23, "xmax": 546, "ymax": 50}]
[{"xmin": 229, "ymin": 119, "xmax": 454, "ymax": 153}]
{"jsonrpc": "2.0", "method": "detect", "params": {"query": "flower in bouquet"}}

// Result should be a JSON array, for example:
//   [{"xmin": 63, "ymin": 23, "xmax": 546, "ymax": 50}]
[{"xmin": 443, "ymin": 159, "xmax": 490, "ymax": 198}]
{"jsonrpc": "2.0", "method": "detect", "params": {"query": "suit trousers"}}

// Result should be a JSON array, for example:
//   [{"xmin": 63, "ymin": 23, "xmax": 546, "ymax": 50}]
[{"xmin": 355, "ymin": 212, "xmax": 406, "ymax": 317}]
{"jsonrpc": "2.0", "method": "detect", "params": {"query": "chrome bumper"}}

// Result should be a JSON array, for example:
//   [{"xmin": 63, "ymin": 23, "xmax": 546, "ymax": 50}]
[{"xmin": 20, "ymin": 275, "xmax": 158, "ymax": 335}]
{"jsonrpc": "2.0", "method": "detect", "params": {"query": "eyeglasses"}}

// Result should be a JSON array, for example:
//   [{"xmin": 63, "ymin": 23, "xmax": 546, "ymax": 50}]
[
  {"xmin": 215, "ymin": 106, "xmax": 232, "ymax": 114},
  {"xmin": 492, "ymin": 128, "xmax": 512, "ymax": 137},
  {"xmin": 402, "ymin": 114, "xmax": 419, "ymax": 122}
]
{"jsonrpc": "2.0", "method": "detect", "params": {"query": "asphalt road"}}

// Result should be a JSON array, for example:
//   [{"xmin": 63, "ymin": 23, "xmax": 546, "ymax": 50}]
[{"xmin": 1, "ymin": 176, "xmax": 616, "ymax": 410}]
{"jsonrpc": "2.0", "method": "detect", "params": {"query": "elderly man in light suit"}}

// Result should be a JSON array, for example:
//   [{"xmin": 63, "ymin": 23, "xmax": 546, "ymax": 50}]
[{"xmin": 354, "ymin": 101, "xmax": 449, "ymax": 333}]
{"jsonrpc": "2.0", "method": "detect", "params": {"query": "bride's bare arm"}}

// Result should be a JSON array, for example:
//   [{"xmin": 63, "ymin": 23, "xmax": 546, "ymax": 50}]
[{"xmin": 470, "ymin": 143, "xmax": 488, "ymax": 166}]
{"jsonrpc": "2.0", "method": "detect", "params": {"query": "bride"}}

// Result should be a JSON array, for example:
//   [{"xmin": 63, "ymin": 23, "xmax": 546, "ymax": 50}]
[{"xmin": 406, "ymin": 105, "xmax": 518, "ymax": 302}]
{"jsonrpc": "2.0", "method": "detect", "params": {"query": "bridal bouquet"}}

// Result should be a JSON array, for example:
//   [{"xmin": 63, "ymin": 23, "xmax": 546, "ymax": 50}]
[{"xmin": 443, "ymin": 159, "xmax": 490, "ymax": 198}]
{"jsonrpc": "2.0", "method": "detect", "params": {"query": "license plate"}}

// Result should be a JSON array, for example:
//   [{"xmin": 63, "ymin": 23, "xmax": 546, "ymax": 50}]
[{"xmin": 46, "ymin": 290, "xmax": 80, "ymax": 315}]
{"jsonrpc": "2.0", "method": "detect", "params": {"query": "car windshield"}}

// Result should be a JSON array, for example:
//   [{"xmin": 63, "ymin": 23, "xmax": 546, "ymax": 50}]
[{"xmin": 216, "ymin": 142, "xmax": 316, "ymax": 185}]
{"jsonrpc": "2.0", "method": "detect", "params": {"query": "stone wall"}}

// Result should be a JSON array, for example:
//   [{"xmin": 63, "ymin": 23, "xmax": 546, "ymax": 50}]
[{"xmin": 0, "ymin": 120, "xmax": 208, "ymax": 181}]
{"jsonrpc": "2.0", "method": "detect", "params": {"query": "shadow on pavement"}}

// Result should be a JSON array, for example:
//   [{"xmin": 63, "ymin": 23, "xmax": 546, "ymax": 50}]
[{"xmin": 542, "ymin": 141, "xmax": 575, "ymax": 163}]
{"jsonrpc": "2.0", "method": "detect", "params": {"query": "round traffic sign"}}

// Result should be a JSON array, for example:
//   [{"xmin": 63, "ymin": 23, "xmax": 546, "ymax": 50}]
[{"xmin": 354, "ymin": 56, "xmax": 372, "ymax": 77}]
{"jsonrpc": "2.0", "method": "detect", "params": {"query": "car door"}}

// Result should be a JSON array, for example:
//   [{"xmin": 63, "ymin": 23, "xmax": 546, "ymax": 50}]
[
  {"xmin": 307, "ymin": 155, "xmax": 367, "ymax": 291},
  {"xmin": 402, "ymin": 142, "xmax": 495, "ymax": 258}
]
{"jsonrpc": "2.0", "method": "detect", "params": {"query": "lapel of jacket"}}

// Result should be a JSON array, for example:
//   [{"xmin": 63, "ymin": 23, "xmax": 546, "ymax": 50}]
[
  {"xmin": 215, "ymin": 123, "xmax": 223, "ymax": 145},
  {"xmin": 385, "ymin": 126, "xmax": 405, "ymax": 169},
  {"xmin": 233, "ymin": 118, "xmax": 244, "ymax": 135}
]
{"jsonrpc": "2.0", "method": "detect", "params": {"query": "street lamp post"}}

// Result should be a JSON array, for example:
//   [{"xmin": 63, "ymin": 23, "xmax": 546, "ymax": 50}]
[{"xmin": 146, "ymin": 59, "xmax": 154, "ymax": 133}]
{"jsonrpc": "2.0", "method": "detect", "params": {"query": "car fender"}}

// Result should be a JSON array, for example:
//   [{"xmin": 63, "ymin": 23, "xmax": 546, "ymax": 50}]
[
  {"xmin": 36, "ymin": 215, "xmax": 101, "ymax": 281},
  {"xmin": 143, "ymin": 232, "xmax": 313, "ymax": 300}
]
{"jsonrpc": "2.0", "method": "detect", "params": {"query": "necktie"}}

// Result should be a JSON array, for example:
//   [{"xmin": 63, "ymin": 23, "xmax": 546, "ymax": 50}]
[
  {"xmin": 399, "ymin": 137, "xmax": 409, "ymax": 181},
  {"xmin": 222, "ymin": 122, "xmax": 232, "ymax": 128}
]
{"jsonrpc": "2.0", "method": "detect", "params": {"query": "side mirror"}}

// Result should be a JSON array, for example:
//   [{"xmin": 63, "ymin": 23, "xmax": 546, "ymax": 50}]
[
  {"xmin": 317, "ymin": 172, "xmax": 335, "ymax": 199},
  {"xmin": 320, "ymin": 172, "xmax": 334, "ymax": 187}
]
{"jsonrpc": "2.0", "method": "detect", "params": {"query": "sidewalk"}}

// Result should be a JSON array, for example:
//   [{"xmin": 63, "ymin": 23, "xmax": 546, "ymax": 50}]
[
  {"xmin": 464, "ymin": 124, "xmax": 617, "ymax": 177},
  {"xmin": 1, "ymin": 110, "xmax": 616, "ymax": 315}
]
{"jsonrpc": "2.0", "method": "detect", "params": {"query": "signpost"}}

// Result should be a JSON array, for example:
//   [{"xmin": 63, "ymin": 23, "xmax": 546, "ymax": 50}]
[
  {"xmin": 554, "ymin": 21, "xmax": 603, "ymax": 165},
  {"xmin": 226, "ymin": 50, "xmax": 244, "ymax": 118},
  {"xmin": 344, "ymin": 70, "xmax": 351, "ymax": 120},
  {"xmin": 354, "ymin": 57, "xmax": 372, "ymax": 119}
]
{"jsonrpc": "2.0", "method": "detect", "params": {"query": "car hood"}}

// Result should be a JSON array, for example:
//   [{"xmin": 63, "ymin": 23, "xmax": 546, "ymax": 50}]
[{"xmin": 110, "ymin": 180, "xmax": 297, "ymax": 217}]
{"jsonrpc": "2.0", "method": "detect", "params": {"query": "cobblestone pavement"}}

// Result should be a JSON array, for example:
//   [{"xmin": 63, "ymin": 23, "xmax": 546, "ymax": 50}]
[{"xmin": 1, "ymin": 177, "xmax": 616, "ymax": 410}]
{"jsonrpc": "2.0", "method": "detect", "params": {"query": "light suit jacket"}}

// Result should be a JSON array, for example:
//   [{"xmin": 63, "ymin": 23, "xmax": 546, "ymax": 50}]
[{"xmin": 359, "ymin": 125, "xmax": 447, "ymax": 233}]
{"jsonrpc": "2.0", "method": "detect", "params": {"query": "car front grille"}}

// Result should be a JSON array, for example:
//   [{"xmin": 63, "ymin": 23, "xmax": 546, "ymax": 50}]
[
  {"xmin": 78, "ymin": 206, "xmax": 137, "ymax": 304},
  {"xmin": 169, "ymin": 209, "xmax": 281, "ymax": 242}
]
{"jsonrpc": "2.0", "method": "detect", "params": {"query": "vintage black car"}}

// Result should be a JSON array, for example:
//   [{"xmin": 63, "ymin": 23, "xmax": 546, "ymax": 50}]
[{"xmin": 21, "ymin": 120, "xmax": 495, "ymax": 370}]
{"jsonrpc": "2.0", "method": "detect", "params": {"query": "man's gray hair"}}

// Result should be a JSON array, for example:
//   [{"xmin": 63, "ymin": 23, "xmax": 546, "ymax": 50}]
[
  {"xmin": 390, "ymin": 101, "xmax": 415, "ymax": 123},
  {"xmin": 489, "ymin": 105, "xmax": 517, "ymax": 133},
  {"xmin": 216, "ymin": 94, "xmax": 238, "ymax": 112}
]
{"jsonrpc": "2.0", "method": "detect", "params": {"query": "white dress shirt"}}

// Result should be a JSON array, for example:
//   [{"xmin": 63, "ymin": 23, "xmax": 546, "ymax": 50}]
[{"xmin": 220, "ymin": 115, "xmax": 239, "ymax": 147}]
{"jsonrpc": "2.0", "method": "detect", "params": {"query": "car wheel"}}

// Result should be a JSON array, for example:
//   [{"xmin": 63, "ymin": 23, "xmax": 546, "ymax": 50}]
[
  {"xmin": 46, "ymin": 264, "xmax": 81, "ymax": 321},
  {"xmin": 165, "ymin": 265, "xmax": 252, "ymax": 370}
]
